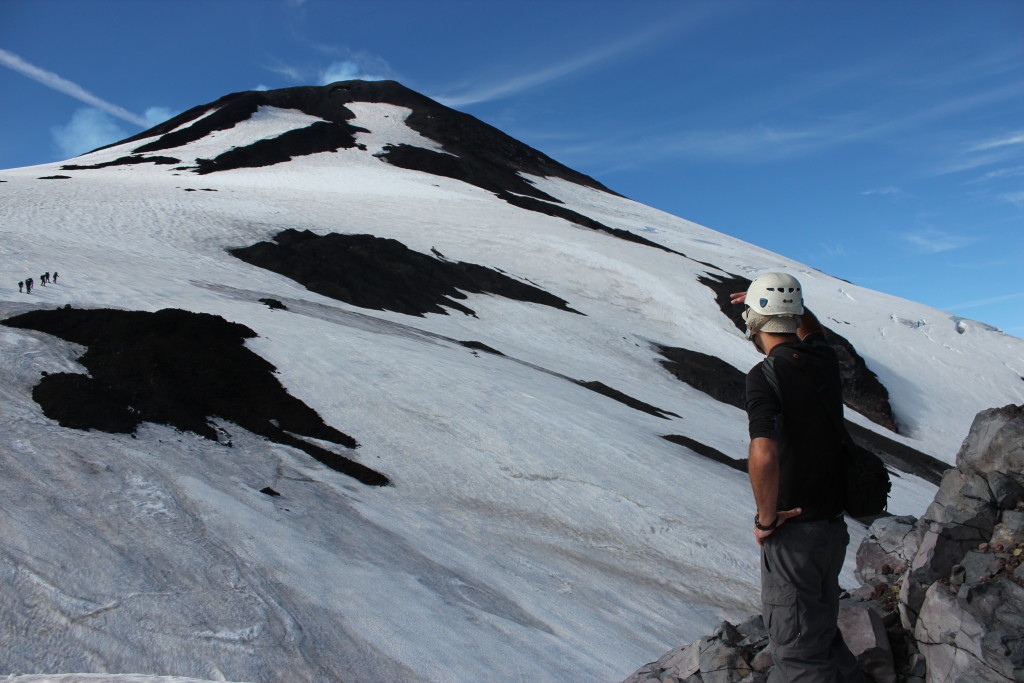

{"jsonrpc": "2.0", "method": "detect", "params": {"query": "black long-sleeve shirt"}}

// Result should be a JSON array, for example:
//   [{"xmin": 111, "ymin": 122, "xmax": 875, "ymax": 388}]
[{"xmin": 745, "ymin": 332, "xmax": 845, "ymax": 521}]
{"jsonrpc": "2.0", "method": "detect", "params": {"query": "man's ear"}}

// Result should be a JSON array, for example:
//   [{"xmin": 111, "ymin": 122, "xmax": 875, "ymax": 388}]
[{"xmin": 751, "ymin": 334, "xmax": 765, "ymax": 355}]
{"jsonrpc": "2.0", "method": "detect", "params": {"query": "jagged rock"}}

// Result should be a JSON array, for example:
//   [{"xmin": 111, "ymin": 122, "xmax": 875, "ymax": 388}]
[
  {"xmin": 951, "ymin": 550, "xmax": 1006, "ymax": 586},
  {"xmin": 734, "ymin": 615, "xmax": 768, "ymax": 651},
  {"xmin": 622, "ymin": 640, "xmax": 702, "ymax": 682},
  {"xmin": 915, "ymin": 578, "xmax": 1024, "ymax": 682},
  {"xmin": 991, "ymin": 510, "xmax": 1024, "ymax": 548},
  {"xmin": 986, "ymin": 471, "xmax": 1024, "ymax": 510},
  {"xmin": 749, "ymin": 646, "xmax": 773, "ymax": 673},
  {"xmin": 698, "ymin": 638, "xmax": 752, "ymax": 683},
  {"xmin": 921, "ymin": 469, "xmax": 997, "ymax": 535},
  {"xmin": 955, "ymin": 404, "xmax": 1024, "ymax": 486},
  {"xmin": 838, "ymin": 600, "xmax": 897, "ymax": 683},
  {"xmin": 900, "ymin": 521, "xmax": 991, "ymax": 630},
  {"xmin": 856, "ymin": 514, "xmax": 919, "ymax": 584},
  {"xmin": 712, "ymin": 620, "xmax": 743, "ymax": 646},
  {"xmin": 622, "ymin": 621, "xmax": 770, "ymax": 683},
  {"xmin": 664, "ymin": 640, "xmax": 702, "ymax": 679}
]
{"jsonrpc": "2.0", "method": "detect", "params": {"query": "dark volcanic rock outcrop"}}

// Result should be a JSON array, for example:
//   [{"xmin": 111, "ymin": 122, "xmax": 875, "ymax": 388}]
[
  {"xmin": 657, "ymin": 345, "xmax": 747, "ymax": 409},
  {"xmin": 2, "ymin": 307, "xmax": 388, "ymax": 486},
  {"xmin": 577, "ymin": 381, "xmax": 679, "ymax": 420},
  {"xmin": 62, "ymin": 155, "xmax": 181, "ymax": 170},
  {"xmin": 230, "ymin": 229, "xmax": 580, "ymax": 317},
  {"xmin": 662, "ymin": 434, "xmax": 748, "ymax": 472},
  {"xmin": 697, "ymin": 270, "xmax": 899, "ymax": 434}
]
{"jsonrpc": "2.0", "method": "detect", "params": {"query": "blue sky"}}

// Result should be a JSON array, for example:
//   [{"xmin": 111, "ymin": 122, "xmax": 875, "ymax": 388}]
[{"xmin": 2, "ymin": 0, "xmax": 1022, "ymax": 336}]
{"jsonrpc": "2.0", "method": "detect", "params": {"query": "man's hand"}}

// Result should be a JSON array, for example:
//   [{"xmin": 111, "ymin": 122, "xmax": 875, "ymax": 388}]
[
  {"xmin": 754, "ymin": 507, "xmax": 802, "ymax": 546},
  {"xmin": 730, "ymin": 291, "xmax": 746, "ymax": 306}
]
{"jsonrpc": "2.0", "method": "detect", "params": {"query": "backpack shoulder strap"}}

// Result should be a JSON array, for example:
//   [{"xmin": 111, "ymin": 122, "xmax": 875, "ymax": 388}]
[{"xmin": 761, "ymin": 356, "xmax": 783, "ymax": 404}]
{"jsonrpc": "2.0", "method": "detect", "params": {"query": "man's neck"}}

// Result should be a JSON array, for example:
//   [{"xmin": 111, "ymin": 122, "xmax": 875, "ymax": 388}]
[{"xmin": 759, "ymin": 332, "xmax": 799, "ymax": 356}]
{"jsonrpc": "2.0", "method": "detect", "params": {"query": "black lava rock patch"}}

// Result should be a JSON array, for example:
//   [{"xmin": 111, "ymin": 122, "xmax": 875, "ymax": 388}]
[
  {"xmin": 230, "ymin": 229, "xmax": 580, "ymax": 317},
  {"xmin": 62, "ymin": 155, "xmax": 181, "ymax": 170},
  {"xmin": 663, "ymin": 434, "xmax": 747, "ymax": 472},
  {"xmin": 577, "ymin": 381, "xmax": 679, "ymax": 420},
  {"xmin": 2, "ymin": 307, "xmax": 388, "ymax": 487},
  {"xmin": 657, "ymin": 344, "xmax": 748, "ymax": 409},
  {"xmin": 194, "ymin": 121, "xmax": 365, "ymax": 174}
]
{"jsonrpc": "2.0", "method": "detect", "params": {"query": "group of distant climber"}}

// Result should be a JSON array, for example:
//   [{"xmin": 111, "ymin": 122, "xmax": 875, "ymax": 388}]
[{"xmin": 18, "ymin": 271, "xmax": 58, "ymax": 293}]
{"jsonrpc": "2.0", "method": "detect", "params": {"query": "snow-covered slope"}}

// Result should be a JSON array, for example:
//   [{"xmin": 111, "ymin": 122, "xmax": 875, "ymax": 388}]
[{"xmin": 1, "ymin": 81, "xmax": 1021, "ymax": 682}]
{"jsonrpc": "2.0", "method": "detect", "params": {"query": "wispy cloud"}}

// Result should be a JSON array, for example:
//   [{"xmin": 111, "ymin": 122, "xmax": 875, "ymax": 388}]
[
  {"xmin": 263, "ymin": 50, "xmax": 394, "ymax": 86},
  {"xmin": 50, "ymin": 105, "xmax": 175, "ymax": 159},
  {"xmin": 931, "ymin": 124, "xmax": 1024, "ymax": 177},
  {"xmin": 266, "ymin": 60, "xmax": 305, "ymax": 82},
  {"xmin": 945, "ymin": 291, "xmax": 1024, "ymax": 312},
  {"xmin": 809, "ymin": 242, "xmax": 851, "ymax": 259},
  {"xmin": 901, "ymin": 227, "xmax": 977, "ymax": 253},
  {"xmin": 319, "ymin": 59, "xmax": 390, "ymax": 84},
  {"xmin": 51, "ymin": 108, "xmax": 128, "ymax": 158},
  {"xmin": 437, "ymin": 6, "xmax": 725, "ymax": 107},
  {"xmin": 580, "ymin": 70, "xmax": 1023, "ymax": 170},
  {"xmin": 1000, "ymin": 191, "xmax": 1024, "ymax": 207},
  {"xmin": 861, "ymin": 186, "xmax": 907, "ymax": 197},
  {"xmin": 967, "ymin": 130, "xmax": 1024, "ymax": 152},
  {"xmin": 0, "ymin": 48, "xmax": 147, "ymax": 127},
  {"xmin": 964, "ymin": 164, "xmax": 1024, "ymax": 185},
  {"xmin": 589, "ymin": 120, "xmax": 843, "ymax": 173}
]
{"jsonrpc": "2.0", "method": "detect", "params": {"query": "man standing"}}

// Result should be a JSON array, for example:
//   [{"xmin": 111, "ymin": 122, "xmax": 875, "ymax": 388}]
[{"xmin": 732, "ymin": 273, "xmax": 862, "ymax": 682}]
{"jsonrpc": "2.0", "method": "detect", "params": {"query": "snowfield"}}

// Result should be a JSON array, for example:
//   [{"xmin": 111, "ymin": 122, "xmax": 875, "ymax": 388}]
[{"xmin": 1, "ymin": 82, "xmax": 1021, "ymax": 682}]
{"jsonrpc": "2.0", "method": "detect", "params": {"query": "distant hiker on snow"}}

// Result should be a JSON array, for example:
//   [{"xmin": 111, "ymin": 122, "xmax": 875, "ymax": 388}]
[
  {"xmin": 25, "ymin": 277, "xmax": 33, "ymax": 294},
  {"xmin": 52, "ymin": 271, "xmax": 59, "ymax": 283},
  {"xmin": 18, "ymin": 281, "xmax": 24, "ymax": 293},
  {"xmin": 732, "ymin": 273, "xmax": 863, "ymax": 682}
]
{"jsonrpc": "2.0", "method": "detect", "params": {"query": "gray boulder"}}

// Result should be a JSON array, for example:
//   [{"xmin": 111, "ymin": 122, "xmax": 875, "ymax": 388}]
[
  {"xmin": 622, "ymin": 619, "xmax": 770, "ymax": 683},
  {"xmin": 920, "ymin": 468, "xmax": 997, "ymax": 536},
  {"xmin": 986, "ymin": 471, "xmax": 1024, "ymax": 510},
  {"xmin": 915, "ymin": 578, "xmax": 1024, "ymax": 682},
  {"xmin": 955, "ymin": 404, "xmax": 1024, "ymax": 486},
  {"xmin": 856, "ymin": 514, "xmax": 919, "ymax": 584},
  {"xmin": 838, "ymin": 600, "xmax": 896, "ymax": 683},
  {"xmin": 991, "ymin": 509, "xmax": 1024, "ymax": 548},
  {"xmin": 900, "ymin": 521, "xmax": 991, "ymax": 630}
]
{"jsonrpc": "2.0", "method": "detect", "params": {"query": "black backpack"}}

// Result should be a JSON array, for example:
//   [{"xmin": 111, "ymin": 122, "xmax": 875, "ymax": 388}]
[{"xmin": 762, "ymin": 356, "xmax": 890, "ymax": 519}]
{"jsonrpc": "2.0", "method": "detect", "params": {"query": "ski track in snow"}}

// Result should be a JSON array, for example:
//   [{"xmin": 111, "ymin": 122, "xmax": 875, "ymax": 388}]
[{"xmin": 1, "ymin": 95, "xmax": 1022, "ymax": 682}]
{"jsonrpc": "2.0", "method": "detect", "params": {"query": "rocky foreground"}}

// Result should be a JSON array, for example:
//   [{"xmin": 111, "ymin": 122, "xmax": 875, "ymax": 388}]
[{"xmin": 625, "ymin": 404, "xmax": 1024, "ymax": 683}]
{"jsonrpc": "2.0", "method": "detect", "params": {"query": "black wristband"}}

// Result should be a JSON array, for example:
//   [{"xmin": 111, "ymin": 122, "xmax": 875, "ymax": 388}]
[{"xmin": 754, "ymin": 513, "xmax": 778, "ymax": 531}]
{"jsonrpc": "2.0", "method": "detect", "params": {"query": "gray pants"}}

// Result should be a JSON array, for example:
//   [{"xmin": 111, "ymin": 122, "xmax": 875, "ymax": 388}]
[{"xmin": 761, "ymin": 518, "xmax": 863, "ymax": 683}]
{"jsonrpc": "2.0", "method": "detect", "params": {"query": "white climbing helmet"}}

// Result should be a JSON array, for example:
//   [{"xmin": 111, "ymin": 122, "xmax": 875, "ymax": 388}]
[
  {"xmin": 743, "ymin": 273, "xmax": 804, "ymax": 340},
  {"xmin": 745, "ymin": 272, "xmax": 804, "ymax": 317}
]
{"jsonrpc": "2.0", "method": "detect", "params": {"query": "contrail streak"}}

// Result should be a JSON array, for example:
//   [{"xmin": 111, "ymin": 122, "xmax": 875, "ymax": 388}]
[{"xmin": 0, "ymin": 47, "xmax": 147, "ymax": 127}]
